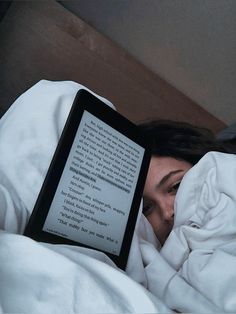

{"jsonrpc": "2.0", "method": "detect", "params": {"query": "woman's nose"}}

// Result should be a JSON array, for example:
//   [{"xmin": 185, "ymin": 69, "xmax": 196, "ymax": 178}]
[
  {"xmin": 163, "ymin": 208, "xmax": 174, "ymax": 221},
  {"xmin": 159, "ymin": 200, "xmax": 174, "ymax": 221}
]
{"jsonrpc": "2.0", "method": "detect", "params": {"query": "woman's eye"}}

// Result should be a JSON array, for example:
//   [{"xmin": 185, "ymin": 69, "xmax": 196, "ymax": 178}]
[{"xmin": 168, "ymin": 181, "xmax": 181, "ymax": 194}]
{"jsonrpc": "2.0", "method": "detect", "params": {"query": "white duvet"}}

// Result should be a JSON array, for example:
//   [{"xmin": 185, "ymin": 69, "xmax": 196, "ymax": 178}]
[{"xmin": 0, "ymin": 80, "xmax": 236, "ymax": 313}]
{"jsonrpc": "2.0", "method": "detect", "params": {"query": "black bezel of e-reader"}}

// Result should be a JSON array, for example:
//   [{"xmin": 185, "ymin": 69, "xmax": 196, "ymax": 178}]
[{"xmin": 24, "ymin": 89, "xmax": 151, "ymax": 270}]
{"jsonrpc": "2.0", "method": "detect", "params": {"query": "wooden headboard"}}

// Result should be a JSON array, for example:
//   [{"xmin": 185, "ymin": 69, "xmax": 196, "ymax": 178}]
[{"xmin": 0, "ymin": 1, "xmax": 226, "ymax": 133}]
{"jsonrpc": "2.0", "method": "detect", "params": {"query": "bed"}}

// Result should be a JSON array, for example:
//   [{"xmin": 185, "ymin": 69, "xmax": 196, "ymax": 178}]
[
  {"xmin": 1, "ymin": 2, "xmax": 235, "ymax": 312},
  {"xmin": 0, "ymin": 80, "xmax": 236, "ymax": 313}
]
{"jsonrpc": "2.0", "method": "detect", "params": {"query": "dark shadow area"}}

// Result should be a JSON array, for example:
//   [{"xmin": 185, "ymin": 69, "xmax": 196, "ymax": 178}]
[{"xmin": 0, "ymin": 1, "xmax": 12, "ymax": 22}]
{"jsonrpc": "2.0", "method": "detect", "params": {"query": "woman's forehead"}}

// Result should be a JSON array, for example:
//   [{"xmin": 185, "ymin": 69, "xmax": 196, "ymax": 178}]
[{"xmin": 149, "ymin": 156, "xmax": 192, "ymax": 172}]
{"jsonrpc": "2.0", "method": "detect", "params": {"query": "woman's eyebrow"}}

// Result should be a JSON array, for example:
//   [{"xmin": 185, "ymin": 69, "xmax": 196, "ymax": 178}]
[{"xmin": 157, "ymin": 170, "xmax": 184, "ymax": 187}]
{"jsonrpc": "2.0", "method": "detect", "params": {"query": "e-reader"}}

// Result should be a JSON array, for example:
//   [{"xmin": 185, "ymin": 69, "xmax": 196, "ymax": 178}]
[{"xmin": 24, "ymin": 89, "xmax": 151, "ymax": 270}]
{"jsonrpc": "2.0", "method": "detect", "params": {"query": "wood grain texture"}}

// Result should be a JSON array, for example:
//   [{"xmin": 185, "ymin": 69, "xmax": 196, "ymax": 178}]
[{"xmin": 0, "ymin": 0, "xmax": 226, "ymax": 132}]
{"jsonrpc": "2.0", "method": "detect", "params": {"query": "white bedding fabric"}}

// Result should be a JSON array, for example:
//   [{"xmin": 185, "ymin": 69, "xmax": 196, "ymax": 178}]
[
  {"xmin": 0, "ymin": 80, "xmax": 236, "ymax": 313},
  {"xmin": 143, "ymin": 151, "xmax": 236, "ymax": 312}
]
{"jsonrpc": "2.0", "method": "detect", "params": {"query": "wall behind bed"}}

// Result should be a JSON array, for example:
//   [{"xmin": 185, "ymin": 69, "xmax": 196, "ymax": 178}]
[{"xmin": 0, "ymin": 1, "xmax": 226, "ymax": 133}]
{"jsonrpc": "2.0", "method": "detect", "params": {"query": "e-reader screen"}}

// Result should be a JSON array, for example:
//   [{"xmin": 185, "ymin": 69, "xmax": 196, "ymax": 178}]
[{"xmin": 24, "ymin": 89, "xmax": 151, "ymax": 269}]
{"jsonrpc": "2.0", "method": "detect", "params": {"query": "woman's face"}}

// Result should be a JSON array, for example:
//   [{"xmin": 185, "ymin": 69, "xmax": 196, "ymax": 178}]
[{"xmin": 143, "ymin": 156, "xmax": 192, "ymax": 245}]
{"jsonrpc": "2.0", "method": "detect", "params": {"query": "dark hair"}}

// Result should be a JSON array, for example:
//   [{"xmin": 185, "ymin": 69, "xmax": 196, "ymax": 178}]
[{"xmin": 139, "ymin": 120, "xmax": 230, "ymax": 165}]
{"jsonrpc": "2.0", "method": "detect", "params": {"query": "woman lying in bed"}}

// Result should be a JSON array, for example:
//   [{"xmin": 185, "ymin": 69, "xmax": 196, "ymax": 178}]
[
  {"xmin": 138, "ymin": 120, "xmax": 236, "ymax": 312},
  {"xmin": 0, "ymin": 80, "xmax": 235, "ymax": 313}
]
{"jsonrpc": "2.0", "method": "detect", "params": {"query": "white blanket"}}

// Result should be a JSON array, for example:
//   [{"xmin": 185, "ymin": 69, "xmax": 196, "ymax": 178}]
[
  {"xmin": 143, "ymin": 152, "xmax": 236, "ymax": 312},
  {"xmin": 0, "ymin": 80, "xmax": 236, "ymax": 313}
]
